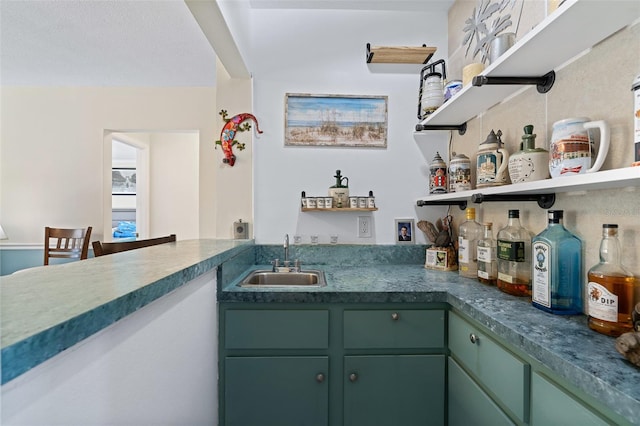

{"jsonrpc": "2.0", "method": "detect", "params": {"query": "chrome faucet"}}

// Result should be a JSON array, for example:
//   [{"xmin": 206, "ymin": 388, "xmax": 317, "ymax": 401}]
[{"xmin": 284, "ymin": 234, "xmax": 290, "ymax": 264}]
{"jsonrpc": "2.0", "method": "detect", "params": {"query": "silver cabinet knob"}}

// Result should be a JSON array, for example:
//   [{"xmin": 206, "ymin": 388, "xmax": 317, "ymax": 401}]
[
  {"xmin": 391, "ymin": 312, "xmax": 400, "ymax": 321},
  {"xmin": 469, "ymin": 333, "xmax": 478, "ymax": 344},
  {"xmin": 349, "ymin": 373, "xmax": 358, "ymax": 382},
  {"xmin": 316, "ymin": 373, "xmax": 325, "ymax": 383}
]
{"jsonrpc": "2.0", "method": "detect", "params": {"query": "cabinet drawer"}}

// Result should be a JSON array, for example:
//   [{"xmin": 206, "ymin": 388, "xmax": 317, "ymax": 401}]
[
  {"xmin": 531, "ymin": 372, "xmax": 608, "ymax": 425},
  {"xmin": 225, "ymin": 310, "xmax": 329, "ymax": 349},
  {"xmin": 344, "ymin": 309, "xmax": 444, "ymax": 349},
  {"xmin": 449, "ymin": 312, "xmax": 529, "ymax": 423}
]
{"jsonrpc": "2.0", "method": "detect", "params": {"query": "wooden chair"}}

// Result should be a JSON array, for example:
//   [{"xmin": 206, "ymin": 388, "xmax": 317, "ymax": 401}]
[
  {"xmin": 44, "ymin": 226, "xmax": 93, "ymax": 265},
  {"xmin": 92, "ymin": 234, "xmax": 176, "ymax": 257}
]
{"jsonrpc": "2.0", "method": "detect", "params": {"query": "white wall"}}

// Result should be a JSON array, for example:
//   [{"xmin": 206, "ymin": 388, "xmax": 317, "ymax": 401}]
[
  {"xmin": 0, "ymin": 87, "xmax": 223, "ymax": 243},
  {"xmin": 149, "ymin": 132, "xmax": 199, "ymax": 239},
  {"xmin": 1, "ymin": 270, "xmax": 218, "ymax": 425},
  {"xmin": 240, "ymin": 7, "xmax": 451, "ymax": 244}
]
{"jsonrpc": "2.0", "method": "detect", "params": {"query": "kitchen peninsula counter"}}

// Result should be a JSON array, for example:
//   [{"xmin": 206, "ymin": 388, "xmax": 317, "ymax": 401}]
[{"xmin": 1, "ymin": 239, "xmax": 254, "ymax": 384}]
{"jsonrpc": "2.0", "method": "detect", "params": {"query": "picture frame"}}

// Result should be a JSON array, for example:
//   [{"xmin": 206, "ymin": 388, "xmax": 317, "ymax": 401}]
[
  {"xmin": 395, "ymin": 219, "xmax": 415, "ymax": 245},
  {"xmin": 285, "ymin": 93, "xmax": 388, "ymax": 148},
  {"xmin": 112, "ymin": 168, "xmax": 137, "ymax": 195}
]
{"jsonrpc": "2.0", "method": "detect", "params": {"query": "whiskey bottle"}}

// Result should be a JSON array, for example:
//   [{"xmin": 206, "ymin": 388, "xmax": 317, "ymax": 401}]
[
  {"xmin": 497, "ymin": 209, "xmax": 532, "ymax": 297},
  {"xmin": 458, "ymin": 208, "xmax": 482, "ymax": 279},
  {"xmin": 477, "ymin": 222, "xmax": 497, "ymax": 285},
  {"xmin": 532, "ymin": 210, "xmax": 583, "ymax": 315},
  {"xmin": 587, "ymin": 224, "xmax": 639, "ymax": 337}
]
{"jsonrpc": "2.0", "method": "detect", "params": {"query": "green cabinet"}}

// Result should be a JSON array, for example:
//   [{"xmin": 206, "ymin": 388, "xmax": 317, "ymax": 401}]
[
  {"xmin": 219, "ymin": 304, "xmax": 446, "ymax": 426},
  {"xmin": 448, "ymin": 312, "xmax": 530, "ymax": 424},
  {"xmin": 530, "ymin": 372, "xmax": 609, "ymax": 426},
  {"xmin": 225, "ymin": 356, "xmax": 328, "ymax": 426},
  {"xmin": 344, "ymin": 355, "xmax": 445, "ymax": 426},
  {"xmin": 448, "ymin": 357, "xmax": 515, "ymax": 426},
  {"xmin": 343, "ymin": 309, "xmax": 445, "ymax": 426}
]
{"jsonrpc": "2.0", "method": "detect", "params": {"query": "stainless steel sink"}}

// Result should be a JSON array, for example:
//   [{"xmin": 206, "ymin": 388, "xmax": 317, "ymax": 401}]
[{"xmin": 238, "ymin": 269, "xmax": 326, "ymax": 287}]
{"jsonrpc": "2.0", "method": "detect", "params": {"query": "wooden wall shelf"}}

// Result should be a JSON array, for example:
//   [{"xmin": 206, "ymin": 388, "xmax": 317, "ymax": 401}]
[
  {"xmin": 366, "ymin": 44, "xmax": 436, "ymax": 64},
  {"xmin": 301, "ymin": 208, "xmax": 378, "ymax": 212}
]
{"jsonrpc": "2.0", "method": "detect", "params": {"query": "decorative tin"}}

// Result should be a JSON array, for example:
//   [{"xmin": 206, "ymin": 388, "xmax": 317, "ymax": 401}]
[
  {"xmin": 449, "ymin": 152, "xmax": 472, "ymax": 192},
  {"xmin": 429, "ymin": 152, "xmax": 448, "ymax": 194}
]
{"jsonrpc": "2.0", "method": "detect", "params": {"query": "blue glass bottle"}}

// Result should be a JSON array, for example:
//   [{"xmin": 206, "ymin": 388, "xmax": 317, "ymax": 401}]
[{"xmin": 532, "ymin": 210, "xmax": 583, "ymax": 314}]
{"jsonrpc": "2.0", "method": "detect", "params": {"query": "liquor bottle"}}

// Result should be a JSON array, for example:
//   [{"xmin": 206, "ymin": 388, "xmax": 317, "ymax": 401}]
[
  {"xmin": 458, "ymin": 208, "xmax": 482, "ymax": 279},
  {"xmin": 477, "ymin": 222, "xmax": 497, "ymax": 285},
  {"xmin": 531, "ymin": 210, "xmax": 583, "ymax": 314},
  {"xmin": 587, "ymin": 224, "xmax": 639, "ymax": 337},
  {"xmin": 497, "ymin": 209, "xmax": 532, "ymax": 297}
]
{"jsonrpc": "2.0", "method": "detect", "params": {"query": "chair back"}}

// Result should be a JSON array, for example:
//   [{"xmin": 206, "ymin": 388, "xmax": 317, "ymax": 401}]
[
  {"xmin": 44, "ymin": 226, "xmax": 93, "ymax": 265},
  {"xmin": 92, "ymin": 234, "xmax": 176, "ymax": 257}
]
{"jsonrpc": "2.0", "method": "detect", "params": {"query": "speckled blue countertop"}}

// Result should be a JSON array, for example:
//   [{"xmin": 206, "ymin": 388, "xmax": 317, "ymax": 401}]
[
  {"xmin": 0, "ymin": 239, "xmax": 253, "ymax": 384},
  {"xmin": 2, "ymin": 241, "xmax": 638, "ymax": 424},
  {"xmin": 220, "ymin": 245, "xmax": 640, "ymax": 425}
]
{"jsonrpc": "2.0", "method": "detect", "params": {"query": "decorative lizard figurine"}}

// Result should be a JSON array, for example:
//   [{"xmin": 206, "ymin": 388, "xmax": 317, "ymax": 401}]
[{"xmin": 215, "ymin": 109, "xmax": 263, "ymax": 167}]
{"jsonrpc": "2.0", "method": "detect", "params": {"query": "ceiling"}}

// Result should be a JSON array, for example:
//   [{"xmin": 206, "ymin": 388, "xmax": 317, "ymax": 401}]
[
  {"xmin": 0, "ymin": 0, "xmax": 453, "ymax": 87},
  {"xmin": 0, "ymin": 0, "xmax": 218, "ymax": 86}
]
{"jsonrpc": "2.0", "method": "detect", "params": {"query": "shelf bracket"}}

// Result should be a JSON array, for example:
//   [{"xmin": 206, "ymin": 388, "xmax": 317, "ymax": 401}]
[
  {"xmin": 471, "ymin": 193, "xmax": 556, "ymax": 209},
  {"xmin": 472, "ymin": 70, "xmax": 556, "ymax": 94},
  {"xmin": 417, "ymin": 199, "xmax": 468, "ymax": 210},
  {"xmin": 415, "ymin": 122, "xmax": 467, "ymax": 135}
]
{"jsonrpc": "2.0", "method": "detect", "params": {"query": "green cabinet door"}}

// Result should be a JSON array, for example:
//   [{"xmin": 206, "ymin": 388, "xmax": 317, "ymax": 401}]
[
  {"xmin": 343, "ymin": 354, "xmax": 445, "ymax": 426},
  {"xmin": 224, "ymin": 356, "xmax": 329, "ymax": 426},
  {"xmin": 531, "ymin": 372, "xmax": 609, "ymax": 426},
  {"xmin": 448, "ymin": 357, "xmax": 515, "ymax": 426}
]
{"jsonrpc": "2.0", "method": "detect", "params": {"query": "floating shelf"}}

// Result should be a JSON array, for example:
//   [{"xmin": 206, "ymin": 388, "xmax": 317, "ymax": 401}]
[
  {"xmin": 416, "ymin": 167, "xmax": 640, "ymax": 209},
  {"xmin": 416, "ymin": 0, "xmax": 640, "ymax": 129},
  {"xmin": 301, "ymin": 208, "xmax": 378, "ymax": 212},
  {"xmin": 366, "ymin": 44, "xmax": 436, "ymax": 64}
]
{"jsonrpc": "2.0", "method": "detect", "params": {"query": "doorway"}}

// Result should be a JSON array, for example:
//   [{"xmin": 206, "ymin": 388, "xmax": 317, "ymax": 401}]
[{"xmin": 104, "ymin": 131, "xmax": 200, "ymax": 242}]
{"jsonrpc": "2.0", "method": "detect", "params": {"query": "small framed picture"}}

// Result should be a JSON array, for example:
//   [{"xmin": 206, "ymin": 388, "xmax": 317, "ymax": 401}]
[{"xmin": 395, "ymin": 219, "xmax": 415, "ymax": 245}]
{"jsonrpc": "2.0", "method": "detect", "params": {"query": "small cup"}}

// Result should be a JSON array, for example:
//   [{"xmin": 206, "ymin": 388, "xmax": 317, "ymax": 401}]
[
  {"xmin": 317, "ymin": 197, "xmax": 325, "ymax": 209},
  {"xmin": 307, "ymin": 197, "xmax": 317, "ymax": 208},
  {"xmin": 310, "ymin": 235, "xmax": 319, "ymax": 245},
  {"xmin": 358, "ymin": 197, "xmax": 368, "ymax": 208},
  {"xmin": 349, "ymin": 197, "xmax": 358, "ymax": 208},
  {"xmin": 324, "ymin": 197, "xmax": 333, "ymax": 208},
  {"xmin": 330, "ymin": 235, "xmax": 338, "ymax": 244},
  {"xmin": 489, "ymin": 32, "xmax": 516, "ymax": 64}
]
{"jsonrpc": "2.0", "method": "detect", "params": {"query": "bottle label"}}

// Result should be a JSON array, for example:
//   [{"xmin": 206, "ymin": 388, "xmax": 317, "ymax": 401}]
[
  {"xmin": 587, "ymin": 281, "xmax": 618, "ymax": 322},
  {"xmin": 497, "ymin": 240, "xmax": 525, "ymax": 262},
  {"xmin": 458, "ymin": 236, "xmax": 470, "ymax": 263},
  {"xmin": 477, "ymin": 246, "xmax": 492, "ymax": 263},
  {"xmin": 532, "ymin": 241, "xmax": 551, "ymax": 308}
]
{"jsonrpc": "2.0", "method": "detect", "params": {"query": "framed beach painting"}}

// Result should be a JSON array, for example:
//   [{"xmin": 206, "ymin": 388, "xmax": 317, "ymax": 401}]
[{"xmin": 285, "ymin": 93, "xmax": 388, "ymax": 148}]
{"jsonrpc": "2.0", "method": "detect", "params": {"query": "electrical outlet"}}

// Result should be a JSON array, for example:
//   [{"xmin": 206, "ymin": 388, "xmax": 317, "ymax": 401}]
[{"xmin": 358, "ymin": 216, "xmax": 371, "ymax": 238}]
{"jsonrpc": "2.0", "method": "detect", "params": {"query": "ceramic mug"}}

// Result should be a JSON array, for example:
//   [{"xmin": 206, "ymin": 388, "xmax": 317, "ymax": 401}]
[{"xmin": 549, "ymin": 117, "xmax": 610, "ymax": 178}]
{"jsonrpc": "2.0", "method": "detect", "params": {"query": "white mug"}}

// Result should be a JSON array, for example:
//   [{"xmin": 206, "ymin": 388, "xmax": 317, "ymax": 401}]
[{"xmin": 549, "ymin": 117, "xmax": 610, "ymax": 177}]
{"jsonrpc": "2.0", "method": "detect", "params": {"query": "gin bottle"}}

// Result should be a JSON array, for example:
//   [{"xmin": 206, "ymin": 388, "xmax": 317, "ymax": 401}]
[
  {"xmin": 458, "ymin": 208, "xmax": 482, "ymax": 279},
  {"xmin": 497, "ymin": 209, "xmax": 532, "ymax": 297},
  {"xmin": 532, "ymin": 210, "xmax": 583, "ymax": 314},
  {"xmin": 477, "ymin": 223, "xmax": 497, "ymax": 285},
  {"xmin": 587, "ymin": 224, "xmax": 639, "ymax": 337}
]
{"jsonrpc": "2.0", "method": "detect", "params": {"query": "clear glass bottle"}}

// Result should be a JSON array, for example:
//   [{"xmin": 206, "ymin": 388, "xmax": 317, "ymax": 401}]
[
  {"xmin": 497, "ymin": 209, "xmax": 532, "ymax": 297},
  {"xmin": 531, "ymin": 210, "xmax": 583, "ymax": 315},
  {"xmin": 458, "ymin": 208, "xmax": 482, "ymax": 279},
  {"xmin": 587, "ymin": 224, "xmax": 639, "ymax": 337},
  {"xmin": 477, "ymin": 222, "xmax": 497, "ymax": 285}
]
